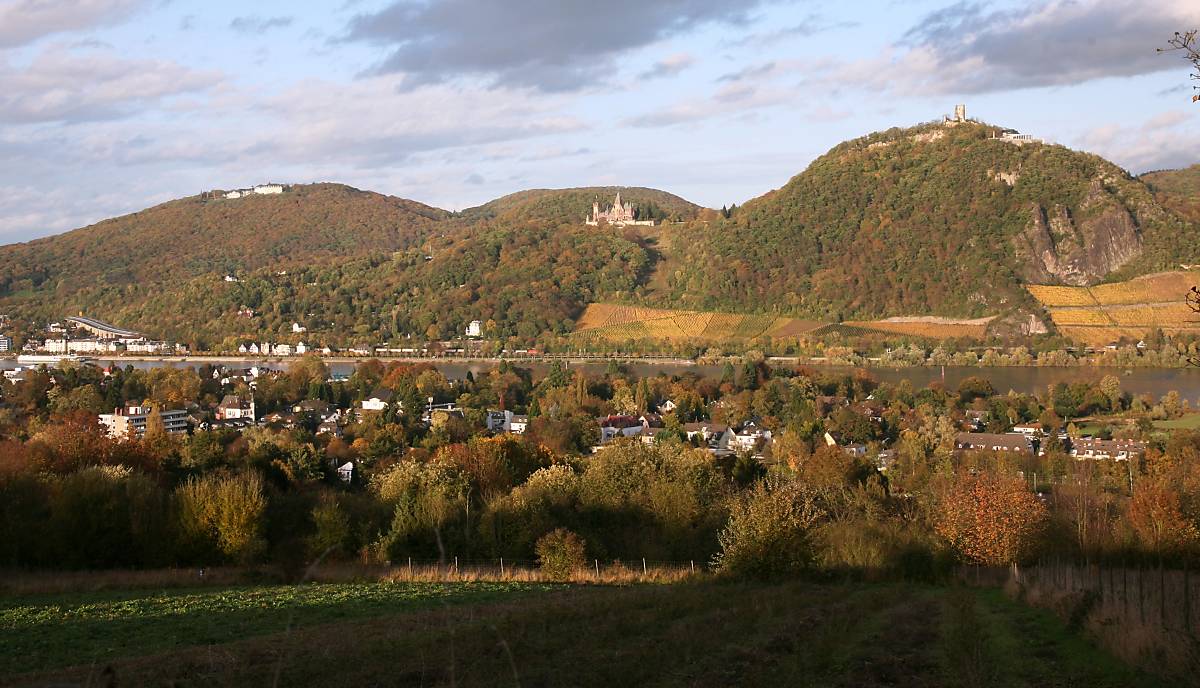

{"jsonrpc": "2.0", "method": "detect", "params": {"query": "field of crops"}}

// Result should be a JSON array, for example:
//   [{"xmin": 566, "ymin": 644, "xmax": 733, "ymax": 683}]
[
  {"xmin": 1028, "ymin": 271, "xmax": 1200, "ymax": 345},
  {"xmin": 0, "ymin": 581, "xmax": 547, "ymax": 676},
  {"xmin": 573, "ymin": 303, "xmax": 825, "ymax": 343}
]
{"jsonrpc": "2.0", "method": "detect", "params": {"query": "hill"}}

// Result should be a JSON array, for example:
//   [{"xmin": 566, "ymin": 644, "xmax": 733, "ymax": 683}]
[
  {"xmin": 1142, "ymin": 164, "xmax": 1200, "ymax": 222},
  {"xmin": 1028, "ymin": 271, "xmax": 1200, "ymax": 346},
  {"xmin": 650, "ymin": 121, "xmax": 1199, "ymax": 324},
  {"xmin": 459, "ymin": 186, "xmax": 700, "ymax": 226},
  {"xmin": 1, "ymin": 125, "xmax": 1199, "ymax": 350}
]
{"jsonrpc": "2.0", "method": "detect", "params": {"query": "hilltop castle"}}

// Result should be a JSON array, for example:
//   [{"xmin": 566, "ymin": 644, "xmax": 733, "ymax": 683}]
[{"xmin": 586, "ymin": 191, "xmax": 655, "ymax": 227}]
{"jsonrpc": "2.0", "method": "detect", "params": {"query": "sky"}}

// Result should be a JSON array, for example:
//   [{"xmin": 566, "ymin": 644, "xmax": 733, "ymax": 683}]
[{"xmin": 1, "ymin": 0, "xmax": 1198, "ymax": 242}]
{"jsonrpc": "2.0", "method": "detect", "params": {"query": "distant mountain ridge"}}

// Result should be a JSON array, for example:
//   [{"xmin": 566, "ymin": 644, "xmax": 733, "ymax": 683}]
[{"xmin": 0, "ymin": 120, "xmax": 1198, "ymax": 348}]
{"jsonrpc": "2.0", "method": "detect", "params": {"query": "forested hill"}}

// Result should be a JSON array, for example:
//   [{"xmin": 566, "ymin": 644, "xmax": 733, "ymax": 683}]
[
  {"xmin": 653, "ymin": 121, "xmax": 1200, "ymax": 321},
  {"xmin": 0, "ymin": 183, "xmax": 448, "ymax": 294},
  {"xmin": 1142, "ymin": 165, "xmax": 1200, "ymax": 222},
  {"xmin": 460, "ymin": 187, "xmax": 701, "ymax": 225},
  {"xmin": 0, "ymin": 185, "xmax": 680, "ymax": 347}
]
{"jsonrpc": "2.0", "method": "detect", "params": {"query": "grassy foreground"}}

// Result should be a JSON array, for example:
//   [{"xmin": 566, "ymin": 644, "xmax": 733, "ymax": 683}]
[{"xmin": 3, "ymin": 579, "xmax": 1155, "ymax": 687}]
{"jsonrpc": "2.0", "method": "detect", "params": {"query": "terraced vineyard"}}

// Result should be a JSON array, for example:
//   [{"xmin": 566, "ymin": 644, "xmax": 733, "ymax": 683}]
[
  {"xmin": 573, "ymin": 304, "xmax": 826, "ymax": 343},
  {"xmin": 1028, "ymin": 271, "xmax": 1200, "ymax": 346}
]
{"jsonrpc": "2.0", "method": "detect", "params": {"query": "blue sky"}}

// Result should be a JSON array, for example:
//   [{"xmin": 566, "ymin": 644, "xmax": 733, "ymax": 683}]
[{"xmin": 1, "ymin": 0, "xmax": 1198, "ymax": 242}]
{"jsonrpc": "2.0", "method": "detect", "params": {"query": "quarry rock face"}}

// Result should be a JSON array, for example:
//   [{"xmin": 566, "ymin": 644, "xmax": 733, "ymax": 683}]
[{"xmin": 1016, "ymin": 180, "xmax": 1143, "ymax": 286}]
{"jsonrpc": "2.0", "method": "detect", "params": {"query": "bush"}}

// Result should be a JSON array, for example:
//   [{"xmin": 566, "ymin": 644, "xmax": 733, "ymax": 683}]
[
  {"xmin": 536, "ymin": 528, "xmax": 587, "ymax": 581},
  {"xmin": 175, "ymin": 473, "xmax": 267, "ymax": 564},
  {"xmin": 712, "ymin": 478, "xmax": 826, "ymax": 579}
]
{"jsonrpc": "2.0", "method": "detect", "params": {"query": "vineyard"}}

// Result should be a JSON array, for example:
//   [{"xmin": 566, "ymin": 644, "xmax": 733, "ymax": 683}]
[
  {"xmin": 840, "ymin": 317, "xmax": 994, "ymax": 340},
  {"xmin": 1028, "ymin": 271, "xmax": 1200, "ymax": 346},
  {"xmin": 573, "ymin": 304, "xmax": 826, "ymax": 343}
]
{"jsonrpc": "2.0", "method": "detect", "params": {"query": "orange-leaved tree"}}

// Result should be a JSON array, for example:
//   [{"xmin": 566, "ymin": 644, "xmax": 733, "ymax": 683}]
[{"xmin": 935, "ymin": 470, "xmax": 1047, "ymax": 565}]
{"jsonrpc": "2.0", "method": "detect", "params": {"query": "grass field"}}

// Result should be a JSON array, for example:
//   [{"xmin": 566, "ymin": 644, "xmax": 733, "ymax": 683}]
[
  {"xmin": 1028, "ymin": 271, "xmax": 1200, "ymax": 346},
  {"xmin": 0, "ymin": 581, "xmax": 553, "ymax": 678},
  {"xmin": 3, "ymin": 579, "xmax": 1158, "ymax": 687},
  {"xmin": 1153, "ymin": 414, "xmax": 1200, "ymax": 430}
]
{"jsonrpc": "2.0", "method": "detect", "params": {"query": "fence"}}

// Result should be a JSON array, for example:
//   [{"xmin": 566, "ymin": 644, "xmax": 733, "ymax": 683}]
[
  {"xmin": 375, "ymin": 557, "xmax": 704, "ymax": 584},
  {"xmin": 964, "ymin": 560, "xmax": 1200, "ymax": 637}
]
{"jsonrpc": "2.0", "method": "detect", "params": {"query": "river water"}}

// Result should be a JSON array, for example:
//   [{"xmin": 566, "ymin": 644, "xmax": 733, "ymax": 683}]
[{"xmin": 8, "ymin": 357, "xmax": 1200, "ymax": 404}]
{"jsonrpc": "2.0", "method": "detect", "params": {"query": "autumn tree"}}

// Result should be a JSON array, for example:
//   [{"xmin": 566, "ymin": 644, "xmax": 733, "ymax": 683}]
[{"xmin": 935, "ymin": 470, "xmax": 1047, "ymax": 565}]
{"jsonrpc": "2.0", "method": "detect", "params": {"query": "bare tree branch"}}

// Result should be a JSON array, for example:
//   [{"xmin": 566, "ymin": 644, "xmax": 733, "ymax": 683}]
[{"xmin": 1160, "ymin": 30, "xmax": 1200, "ymax": 103}]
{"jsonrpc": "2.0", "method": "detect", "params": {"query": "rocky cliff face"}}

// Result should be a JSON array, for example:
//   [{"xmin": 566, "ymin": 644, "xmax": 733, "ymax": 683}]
[{"xmin": 1015, "ymin": 180, "xmax": 1143, "ymax": 286}]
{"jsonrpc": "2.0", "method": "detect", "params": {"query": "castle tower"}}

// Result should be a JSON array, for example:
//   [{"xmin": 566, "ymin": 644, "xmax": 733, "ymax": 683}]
[{"xmin": 954, "ymin": 104, "xmax": 966, "ymax": 121}]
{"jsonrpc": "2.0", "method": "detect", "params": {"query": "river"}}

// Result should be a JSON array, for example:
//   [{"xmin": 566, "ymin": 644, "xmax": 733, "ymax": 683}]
[{"xmin": 7, "ymin": 356, "xmax": 1200, "ymax": 404}]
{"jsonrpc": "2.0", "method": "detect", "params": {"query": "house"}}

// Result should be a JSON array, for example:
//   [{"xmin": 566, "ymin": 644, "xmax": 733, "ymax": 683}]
[
  {"xmin": 317, "ymin": 419, "xmax": 342, "ymax": 437},
  {"xmin": 599, "ymin": 415, "xmax": 644, "ymax": 443},
  {"xmin": 465, "ymin": 320, "xmax": 483, "ymax": 338},
  {"xmin": 954, "ymin": 432, "xmax": 1035, "ymax": 454},
  {"xmin": 361, "ymin": 388, "xmax": 394, "ymax": 412},
  {"xmin": 99, "ymin": 405, "xmax": 189, "ymax": 438},
  {"xmin": 1012, "ymin": 422, "xmax": 1044, "ymax": 437},
  {"xmin": 729, "ymin": 425, "xmax": 773, "ymax": 453},
  {"xmin": 248, "ymin": 343, "xmax": 261, "ymax": 354},
  {"xmin": 640, "ymin": 427, "xmax": 667, "ymax": 445},
  {"xmin": 296, "ymin": 342, "xmax": 308, "ymax": 355},
  {"xmin": 1070, "ymin": 438, "xmax": 1146, "ymax": 462},
  {"xmin": 336, "ymin": 461, "xmax": 354, "ymax": 483},
  {"xmin": 216, "ymin": 394, "xmax": 255, "ymax": 421},
  {"xmin": 509, "ymin": 415, "xmax": 528, "ymax": 434},
  {"xmin": 876, "ymin": 449, "xmax": 897, "ymax": 472},
  {"xmin": 292, "ymin": 322, "xmax": 306, "ymax": 333},
  {"xmin": 238, "ymin": 343, "xmax": 249, "ymax": 354},
  {"xmin": 486, "ymin": 410, "xmax": 514, "ymax": 432},
  {"xmin": 683, "ymin": 422, "xmax": 730, "ymax": 443},
  {"xmin": 293, "ymin": 399, "xmax": 335, "ymax": 420},
  {"xmin": 274, "ymin": 344, "xmax": 294, "ymax": 356},
  {"xmin": 638, "ymin": 413, "xmax": 664, "ymax": 428},
  {"xmin": 0, "ymin": 335, "xmax": 12, "ymax": 352},
  {"xmin": 657, "ymin": 399, "xmax": 677, "ymax": 414}
]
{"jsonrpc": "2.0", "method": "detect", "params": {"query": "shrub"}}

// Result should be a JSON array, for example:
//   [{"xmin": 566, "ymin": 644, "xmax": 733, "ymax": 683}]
[
  {"xmin": 175, "ymin": 473, "xmax": 267, "ymax": 564},
  {"xmin": 712, "ymin": 478, "xmax": 826, "ymax": 578},
  {"xmin": 536, "ymin": 528, "xmax": 587, "ymax": 581}
]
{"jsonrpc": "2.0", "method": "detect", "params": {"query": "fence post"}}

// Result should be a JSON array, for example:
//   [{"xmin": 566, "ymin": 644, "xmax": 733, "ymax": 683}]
[
  {"xmin": 642, "ymin": 558, "xmax": 647, "ymax": 575},
  {"xmin": 455, "ymin": 556, "xmax": 459, "ymax": 578},
  {"xmin": 408, "ymin": 556, "xmax": 413, "ymax": 580},
  {"xmin": 500, "ymin": 557, "xmax": 504, "ymax": 578},
  {"xmin": 1161, "ymin": 565, "xmax": 1167, "ymax": 629},
  {"xmin": 691, "ymin": 560, "xmax": 695, "ymax": 574},
  {"xmin": 1185, "ymin": 566, "xmax": 1191, "ymax": 635},
  {"xmin": 594, "ymin": 559, "xmax": 599, "ymax": 578},
  {"xmin": 1139, "ymin": 566, "xmax": 1146, "ymax": 624}
]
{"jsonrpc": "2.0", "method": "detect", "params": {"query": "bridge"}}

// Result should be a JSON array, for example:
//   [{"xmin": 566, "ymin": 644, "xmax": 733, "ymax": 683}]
[{"xmin": 65, "ymin": 316, "xmax": 142, "ymax": 340}]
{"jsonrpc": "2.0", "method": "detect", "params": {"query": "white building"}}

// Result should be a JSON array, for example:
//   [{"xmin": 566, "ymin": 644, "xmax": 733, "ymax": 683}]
[
  {"xmin": 217, "ymin": 395, "xmax": 256, "ymax": 421},
  {"xmin": 361, "ymin": 388, "xmax": 394, "ymax": 412},
  {"xmin": 254, "ymin": 184, "xmax": 284, "ymax": 195},
  {"xmin": 274, "ymin": 344, "xmax": 293, "ymax": 356},
  {"xmin": 465, "ymin": 320, "xmax": 483, "ymax": 338},
  {"xmin": 292, "ymin": 322, "xmax": 307, "ymax": 333},
  {"xmin": 99, "ymin": 405, "xmax": 189, "ymax": 438},
  {"xmin": 509, "ymin": 415, "xmax": 528, "ymax": 434},
  {"xmin": 0, "ymin": 335, "xmax": 12, "ymax": 352},
  {"xmin": 296, "ymin": 342, "xmax": 308, "ymax": 354}
]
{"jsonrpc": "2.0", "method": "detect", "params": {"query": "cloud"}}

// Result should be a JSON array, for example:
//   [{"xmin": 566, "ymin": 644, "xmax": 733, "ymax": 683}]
[
  {"xmin": 1074, "ymin": 109, "xmax": 1200, "ymax": 172},
  {"xmin": 832, "ymin": 0, "xmax": 1200, "ymax": 96},
  {"xmin": 639, "ymin": 53, "xmax": 695, "ymax": 80},
  {"xmin": 464, "ymin": 173, "xmax": 485, "ymax": 185},
  {"xmin": 229, "ymin": 15, "xmax": 294, "ymax": 34},
  {"xmin": 0, "ymin": 0, "xmax": 147, "ymax": 48},
  {"xmin": 0, "ymin": 46, "xmax": 222, "ymax": 124},
  {"xmin": 343, "ymin": 0, "xmax": 768, "ymax": 91},
  {"xmin": 727, "ymin": 12, "xmax": 857, "ymax": 47},
  {"xmin": 716, "ymin": 61, "xmax": 777, "ymax": 83}
]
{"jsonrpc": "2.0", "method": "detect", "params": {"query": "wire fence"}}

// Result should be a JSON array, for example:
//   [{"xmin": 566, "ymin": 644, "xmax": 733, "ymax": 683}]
[{"xmin": 376, "ymin": 557, "xmax": 705, "ymax": 583}]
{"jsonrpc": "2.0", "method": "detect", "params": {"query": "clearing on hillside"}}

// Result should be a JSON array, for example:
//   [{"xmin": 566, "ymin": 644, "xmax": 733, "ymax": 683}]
[
  {"xmin": 841, "ymin": 316, "xmax": 995, "ymax": 340},
  {"xmin": 1028, "ymin": 271, "xmax": 1200, "ymax": 346}
]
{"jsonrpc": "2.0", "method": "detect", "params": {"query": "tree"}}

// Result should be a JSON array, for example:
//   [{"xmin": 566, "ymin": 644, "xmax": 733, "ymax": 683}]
[
  {"xmin": 935, "ymin": 470, "xmax": 1047, "ymax": 565},
  {"xmin": 535, "ymin": 528, "xmax": 587, "ymax": 581},
  {"xmin": 1126, "ymin": 478, "xmax": 1199, "ymax": 559},
  {"xmin": 1161, "ymin": 30, "xmax": 1200, "ymax": 103},
  {"xmin": 713, "ymin": 478, "xmax": 826, "ymax": 578}
]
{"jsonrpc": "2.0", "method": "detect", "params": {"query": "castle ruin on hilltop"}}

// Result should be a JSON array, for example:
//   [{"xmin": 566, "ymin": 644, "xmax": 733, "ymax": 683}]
[{"xmin": 586, "ymin": 191, "xmax": 655, "ymax": 227}]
